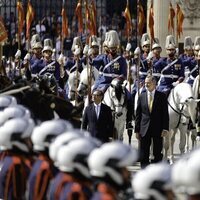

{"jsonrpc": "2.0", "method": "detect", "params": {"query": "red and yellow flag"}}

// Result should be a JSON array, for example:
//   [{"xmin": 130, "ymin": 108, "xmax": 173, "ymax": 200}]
[
  {"xmin": 90, "ymin": 0, "xmax": 97, "ymax": 35},
  {"xmin": 17, "ymin": 0, "xmax": 24, "ymax": 36},
  {"xmin": 61, "ymin": 0, "xmax": 68, "ymax": 38},
  {"xmin": 123, "ymin": 0, "xmax": 132, "ymax": 38},
  {"xmin": 168, "ymin": 2, "xmax": 175, "ymax": 34},
  {"xmin": 75, "ymin": 0, "xmax": 83, "ymax": 34},
  {"xmin": 0, "ymin": 17, "xmax": 8, "ymax": 43},
  {"xmin": 138, "ymin": 1, "xmax": 145, "ymax": 36},
  {"xmin": 176, "ymin": 3, "xmax": 184, "ymax": 38},
  {"xmin": 148, "ymin": 2, "xmax": 154, "ymax": 41},
  {"xmin": 85, "ymin": 0, "xmax": 95, "ymax": 36},
  {"xmin": 26, "ymin": 0, "xmax": 34, "ymax": 39}
]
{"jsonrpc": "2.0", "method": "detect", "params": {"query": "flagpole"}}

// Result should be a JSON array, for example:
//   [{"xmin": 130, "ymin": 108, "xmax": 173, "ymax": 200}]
[
  {"xmin": 136, "ymin": 0, "xmax": 139, "ymax": 47},
  {"xmin": 176, "ymin": 3, "xmax": 179, "ymax": 47}
]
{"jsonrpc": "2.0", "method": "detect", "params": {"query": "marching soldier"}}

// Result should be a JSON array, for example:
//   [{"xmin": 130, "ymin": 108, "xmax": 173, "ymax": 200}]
[
  {"xmin": 147, "ymin": 38, "xmax": 162, "ymax": 82},
  {"xmin": 27, "ymin": 119, "xmax": 72, "ymax": 200},
  {"xmin": 88, "ymin": 142, "xmax": 138, "ymax": 200},
  {"xmin": 141, "ymin": 33, "xmax": 151, "ymax": 60},
  {"xmin": 0, "ymin": 118, "xmax": 35, "ymax": 200},
  {"xmin": 155, "ymin": 35, "xmax": 185, "ymax": 96}
]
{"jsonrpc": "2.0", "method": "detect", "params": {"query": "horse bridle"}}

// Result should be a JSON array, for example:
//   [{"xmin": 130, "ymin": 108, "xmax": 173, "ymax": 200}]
[
  {"xmin": 168, "ymin": 88, "xmax": 192, "ymax": 128},
  {"xmin": 109, "ymin": 88, "xmax": 125, "ymax": 114}
]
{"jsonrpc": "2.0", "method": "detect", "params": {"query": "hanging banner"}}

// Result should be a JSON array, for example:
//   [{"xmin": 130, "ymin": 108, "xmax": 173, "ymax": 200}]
[{"xmin": 0, "ymin": 17, "xmax": 8, "ymax": 43}]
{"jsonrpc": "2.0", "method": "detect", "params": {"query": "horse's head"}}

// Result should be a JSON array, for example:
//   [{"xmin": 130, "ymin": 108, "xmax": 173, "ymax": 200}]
[
  {"xmin": 39, "ymin": 73, "xmax": 58, "ymax": 95},
  {"xmin": 77, "ymin": 67, "xmax": 99, "ymax": 97},
  {"xmin": 67, "ymin": 71, "xmax": 80, "ymax": 101},
  {"xmin": 108, "ymin": 77, "xmax": 127, "ymax": 117},
  {"xmin": 171, "ymin": 83, "xmax": 199, "ymax": 125}
]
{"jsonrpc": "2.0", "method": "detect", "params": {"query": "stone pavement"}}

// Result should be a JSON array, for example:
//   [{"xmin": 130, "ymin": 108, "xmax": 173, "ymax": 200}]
[{"xmin": 123, "ymin": 129, "xmax": 200, "ymax": 173}]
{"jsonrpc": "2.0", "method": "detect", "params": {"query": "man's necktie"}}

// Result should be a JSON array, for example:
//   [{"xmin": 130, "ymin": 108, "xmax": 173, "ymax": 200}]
[
  {"xmin": 149, "ymin": 93, "xmax": 153, "ymax": 112},
  {"xmin": 96, "ymin": 105, "xmax": 99, "ymax": 118}
]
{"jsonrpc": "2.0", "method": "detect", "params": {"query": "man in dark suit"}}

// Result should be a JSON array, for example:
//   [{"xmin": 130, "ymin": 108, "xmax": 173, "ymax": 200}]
[
  {"xmin": 82, "ymin": 89, "xmax": 114, "ymax": 143},
  {"xmin": 135, "ymin": 75, "xmax": 169, "ymax": 168}
]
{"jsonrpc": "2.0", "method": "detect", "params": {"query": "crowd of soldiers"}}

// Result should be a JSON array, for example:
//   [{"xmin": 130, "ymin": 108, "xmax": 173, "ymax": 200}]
[{"xmin": 1, "ymin": 29, "xmax": 200, "ymax": 199}]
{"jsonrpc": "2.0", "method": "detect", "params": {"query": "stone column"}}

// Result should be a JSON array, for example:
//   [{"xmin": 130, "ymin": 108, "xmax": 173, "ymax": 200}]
[
  {"xmin": 147, "ymin": 0, "xmax": 169, "ymax": 56},
  {"xmin": 176, "ymin": 0, "xmax": 200, "ymax": 39},
  {"xmin": 147, "ymin": 0, "xmax": 200, "ymax": 55}
]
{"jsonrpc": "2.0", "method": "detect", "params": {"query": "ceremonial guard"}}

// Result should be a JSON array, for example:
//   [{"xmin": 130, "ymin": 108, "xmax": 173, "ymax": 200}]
[
  {"xmin": 88, "ymin": 35, "xmax": 99, "ymax": 59},
  {"xmin": 27, "ymin": 119, "xmax": 72, "ymax": 200},
  {"xmin": 29, "ymin": 34, "xmax": 43, "ymax": 65},
  {"xmin": 88, "ymin": 142, "xmax": 138, "ymax": 200},
  {"xmin": 183, "ymin": 37, "xmax": 199, "ymax": 86},
  {"xmin": 0, "ymin": 118, "xmax": 35, "ymax": 200},
  {"xmin": 179, "ymin": 36, "xmax": 194, "ymax": 62},
  {"xmin": 64, "ymin": 36, "xmax": 83, "ymax": 73},
  {"xmin": 137, "ymin": 34, "xmax": 150, "ymax": 84},
  {"xmin": 147, "ymin": 38, "xmax": 162, "ymax": 82},
  {"xmin": 141, "ymin": 33, "xmax": 151, "ymax": 60},
  {"xmin": 193, "ymin": 36, "xmax": 200, "ymax": 58},
  {"xmin": 155, "ymin": 35, "xmax": 185, "ymax": 96},
  {"xmin": 92, "ymin": 30, "xmax": 127, "ymax": 92},
  {"xmin": 54, "ymin": 137, "xmax": 99, "ymax": 200},
  {"xmin": 31, "ymin": 38, "xmax": 61, "ymax": 81}
]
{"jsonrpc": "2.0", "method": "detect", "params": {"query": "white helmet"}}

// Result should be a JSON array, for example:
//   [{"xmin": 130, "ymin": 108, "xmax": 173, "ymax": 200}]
[
  {"xmin": 182, "ymin": 149, "xmax": 200, "ymax": 195},
  {"xmin": 0, "ymin": 105, "xmax": 31, "ymax": 126},
  {"xmin": 0, "ymin": 95, "xmax": 17, "ymax": 111},
  {"xmin": 31, "ymin": 119, "xmax": 73, "ymax": 151},
  {"xmin": 49, "ymin": 129, "xmax": 83, "ymax": 164},
  {"xmin": 88, "ymin": 141, "xmax": 138, "ymax": 186},
  {"xmin": 171, "ymin": 157, "xmax": 189, "ymax": 194},
  {"xmin": 0, "ymin": 118, "xmax": 35, "ymax": 152},
  {"xmin": 132, "ymin": 163, "xmax": 172, "ymax": 200},
  {"xmin": 57, "ymin": 137, "xmax": 98, "ymax": 179}
]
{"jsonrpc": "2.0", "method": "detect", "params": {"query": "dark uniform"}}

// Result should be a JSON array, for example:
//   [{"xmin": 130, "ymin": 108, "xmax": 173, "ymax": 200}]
[
  {"xmin": 155, "ymin": 57, "xmax": 185, "ymax": 95},
  {"xmin": 31, "ymin": 58, "xmax": 60, "ymax": 81},
  {"xmin": 92, "ymin": 54, "xmax": 127, "ymax": 92}
]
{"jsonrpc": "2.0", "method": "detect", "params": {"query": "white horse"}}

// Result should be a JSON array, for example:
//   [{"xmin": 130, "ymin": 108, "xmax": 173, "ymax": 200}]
[
  {"xmin": 164, "ymin": 82, "xmax": 198, "ymax": 163},
  {"xmin": 67, "ymin": 70, "xmax": 80, "ymax": 101},
  {"xmin": 191, "ymin": 75, "xmax": 200, "ymax": 145},
  {"xmin": 77, "ymin": 66, "xmax": 99, "ymax": 97},
  {"xmin": 103, "ymin": 78, "xmax": 131, "ymax": 141}
]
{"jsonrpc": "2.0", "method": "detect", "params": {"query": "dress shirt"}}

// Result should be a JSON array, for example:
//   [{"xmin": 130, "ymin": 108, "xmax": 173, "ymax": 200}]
[{"xmin": 94, "ymin": 103, "xmax": 101, "ymax": 119}]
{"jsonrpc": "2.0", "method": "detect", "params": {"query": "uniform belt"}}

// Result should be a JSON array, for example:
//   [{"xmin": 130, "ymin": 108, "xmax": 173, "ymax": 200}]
[
  {"xmin": 102, "ymin": 73, "xmax": 120, "ymax": 78},
  {"xmin": 139, "ymin": 71, "xmax": 148, "ymax": 76},
  {"xmin": 160, "ymin": 74, "xmax": 179, "ymax": 79},
  {"xmin": 189, "ymin": 75, "xmax": 195, "ymax": 80},
  {"xmin": 152, "ymin": 73, "xmax": 161, "ymax": 77}
]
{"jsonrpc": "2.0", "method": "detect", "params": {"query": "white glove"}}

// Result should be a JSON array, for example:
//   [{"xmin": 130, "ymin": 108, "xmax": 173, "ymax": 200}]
[
  {"xmin": 126, "ymin": 43, "xmax": 132, "ymax": 52},
  {"xmin": 134, "ymin": 47, "xmax": 141, "ymax": 55},
  {"xmin": 147, "ymin": 51, "xmax": 154, "ymax": 61},
  {"xmin": 58, "ymin": 53, "xmax": 64, "ymax": 64},
  {"xmin": 88, "ymin": 48, "xmax": 93, "ymax": 56},
  {"xmin": 172, "ymin": 81, "xmax": 179, "ymax": 87},
  {"xmin": 74, "ymin": 45, "xmax": 81, "ymax": 56},
  {"xmin": 15, "ymin": 49, "xmax": 21, "ymax": 58},
  {"xmin": 24, "ymin": 53, "xmax": 31, "ymax": 61},
  {"xmin": 196, "ymin": 136, "xmax": 200, "ymax": 141},
  {"xmin": 83, "ymin": 45, "xmax": 89, "ymax": 55}
]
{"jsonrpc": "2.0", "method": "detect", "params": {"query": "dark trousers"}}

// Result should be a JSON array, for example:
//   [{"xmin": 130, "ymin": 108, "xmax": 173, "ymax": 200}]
[{"xmin": 140, "ymin": 132, "xmax": 163, "ymax": 168}]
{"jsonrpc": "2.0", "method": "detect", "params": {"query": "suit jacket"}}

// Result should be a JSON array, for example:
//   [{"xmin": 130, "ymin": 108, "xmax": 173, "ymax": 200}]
[
  {"xmin": 135, "ymin": 90, "xmax": 169, "ymax": 137},
  {"xmin": 82, "ymin": 103, "xmax": 113, "ymax": 142}
]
